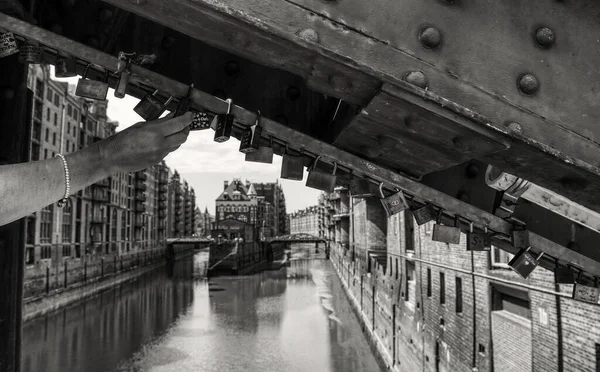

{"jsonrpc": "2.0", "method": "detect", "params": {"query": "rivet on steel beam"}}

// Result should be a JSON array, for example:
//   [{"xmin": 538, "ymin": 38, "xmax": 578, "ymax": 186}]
[
  {"xmin": 2, "ymin": 88, "xmax": 15, "ymax": 100},
  {"xmin": 286, "ymin": 86, "xmax": 301, "ymax": 101},
  {"xmin": 465, "ymin": 163, "xmax": 479, "ymax": 179},
  {"xmin": 535, "ymin": 27, "xmax": 555, "ymax": 48},
  {"xmin": 329, "ymin": 75, "xmax": 352, "ymax": 90},
  {"xmin": 517, "ymin": 73, "xmax": 539, "ymax": 95},
  {"xmin": 99, "ymin": 8, "xmax": 113, "ymax": 22},
  {"xmin": 224, "ymin": 61, "xmax": 240, "ymax": 77},
  {"xmin": 419, "ymin": 27, "xmax": 442, "ymax": 49},
  {"xmin": 275, "ymin": 115, "xmax": 288, "ymax": 126},
  {"xmin": 404, "ymin": 71, "xmax": 428, "ymax": 89},
  {"xmin": 296, "ymin": 28, "xmax": 319, "ymax": 43},
  {"xmin": 506, "ymin": 121, "xmax": 523, "ymax": 135}
]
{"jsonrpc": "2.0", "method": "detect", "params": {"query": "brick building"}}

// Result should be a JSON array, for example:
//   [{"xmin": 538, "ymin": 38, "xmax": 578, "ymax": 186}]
[
  {"xmin": 289, "ymin": 203, "xmax": 328, "ymax": 237},
  {"xmin": 22, "ymin": 66, "xmax": 197, "ymax": 298},
  {"xmin": 328, "ymin": 186, "xmax": 600, "ymax": 372},
  {"xmin": 195, "ymin": 206, "xmax": 214, "ymax": 237},
  {"xmin": 253, "ymin": 181, "xmax": 288, "ymax": 235}
]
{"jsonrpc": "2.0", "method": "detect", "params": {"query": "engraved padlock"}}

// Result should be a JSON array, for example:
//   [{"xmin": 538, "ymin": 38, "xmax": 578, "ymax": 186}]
[
  {"xmin": 239, "ymin": 110, "xmax": 263, "ymax": 153},
  {"xmin": 133, "ymin": 90, "xmax": 173, "ymax": 121},
  {"xmin": 54, "ymin": 56, "xmax": 78, "ymax": 78},
  {"xmin": 114, "ymin": 58, "xmax": 131, "ymax": 99},
  {"xmin": 412, "ymin": 204, "xmax": 436, "ymax": 226},
  {"xmin": 281, "ymin": 145, "xmax": 304, "ymax": 181},
  {"xmin": 379, "ymin": 183, "xmax": 409, "ymax": 217},
  {"xmin": 306, "ymin": 157, "xmax": 337, "ymax": 192},
  {"xmin": 190, "ymin": 110, "xmax": 211, "ymax": 131},
  {"xmin": 554, "ymin": 264, "xmax": 574, "ymax": 284},
  {"xmin": 245, "ymin": 137, "xmax": 274, "ymax": 164},
  {"xmin": 75, "ymin": 65, "xmax": 110, "ymax": 101},
  {"xmin": 467, "ymin": 222, "xmax": 489, "ymax": 251},
  {"xmin": 432, "ymin": 212, "xmax": 461, "ymax": 244},
  {"xmin": 213, "ymin": 98, "xmax": 234, "ymax": 143},
  {"xmin": 18, "ymin": 43, "xmax": 43, "ymax": 64},
  {"xmin": 349, "ymin": 176, "xmax": 373, "ymax": 198},
  {"xmin": 508, "ymin": 246, "xmax": 544, "ymax": 279},
  {"xmin": 0, "ymin": 31, "xmax": 18, "ymax": 59},
  {"xmin": 572, "ymin": 275, "xmax": 599, "ymax": 304},
  {"xmin": 512, "ymin": 228, "xmax": 530, "ymax": 249}
]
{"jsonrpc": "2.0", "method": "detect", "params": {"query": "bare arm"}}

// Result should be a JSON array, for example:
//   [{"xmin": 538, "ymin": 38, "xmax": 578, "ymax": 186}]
[{"xmin": 0, "ymin": 112, "xmax": 192, "ymax": 226}]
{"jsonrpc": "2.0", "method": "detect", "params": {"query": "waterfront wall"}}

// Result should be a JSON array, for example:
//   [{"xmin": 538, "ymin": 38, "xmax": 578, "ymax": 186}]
[
  {"xmin": 327, "ymin": 189, "xmax": 600, "ymax": 372},
  {"xmin": 23, "ymin": 244, "xmax": 196, "ymax": 321}
]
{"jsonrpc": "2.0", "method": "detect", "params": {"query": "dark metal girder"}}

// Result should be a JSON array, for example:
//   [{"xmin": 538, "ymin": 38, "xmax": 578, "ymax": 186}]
[{"xmin": 3, "ymin": 12, "xmax": 600, "ymax": 276}]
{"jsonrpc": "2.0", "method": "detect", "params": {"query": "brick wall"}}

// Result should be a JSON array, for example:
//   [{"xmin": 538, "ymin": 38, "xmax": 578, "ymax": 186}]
[
  {"xmin": 491, "ymin": 310, "xmax": 532, "ymax": 372},
  {"xmin": 329, "ymin": 192, "xmax": 600, "ymax": 372}
]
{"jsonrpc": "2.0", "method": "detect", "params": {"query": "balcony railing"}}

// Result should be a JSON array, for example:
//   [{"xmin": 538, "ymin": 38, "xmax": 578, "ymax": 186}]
[
  {"xmin": 135, "ymin": 193, "xmax": 147, "ymax": 202},
  {"xmin": 134, "ymin": 202, "xmax": 146, "ymax": 213},
  {"xmin": 136, "ymin": 172, "xmax": 148, "ymax": 181},
  {"xmin": 135, "ymin": 181, "xmax": 147, "ymax": 191},
  {"xmin": 91, "ymin": 191, "xmax": 110, "ymax": 202},
  {"xmin": 158, "ymin": 201, "xmax": 167, "ymax": 210}
]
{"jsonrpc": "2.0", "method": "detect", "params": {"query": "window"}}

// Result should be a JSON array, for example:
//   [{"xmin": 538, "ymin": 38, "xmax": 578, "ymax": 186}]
[
  {"xmin": 395, "ymin": 258, "xmax": 399, "ymax": 280},
  {"xmin": 74, "ymin": 109, "xmax": 79, "ymax": 121},
  {"xmin": 31, "ymin": 143, "xmax": 40, "ymax": 161},
  {"xmin": 54, "ymin": 92, "xmax": 59, "ymax": 106},
  {"xmin": 52, "ymin": 152, "xmax": 55, "ymax": 157},
  {"xmin": 44, "ymin": 149, "xmax": 48, "ymax": 159},
  {"xmin": 456, "ymin": 277, "xmax": 463, "ymax": 313},
  {"xmin": 62, "ymin": 202, "xmax": 72, "ymax": 244},
  {"xmin": 47, "ymin": 87, "xmax": 53, "ymax": 100},
  {"xmin": 66, "ymin": 140, "xmax": 70, "ymax": 152},
  {"xmin": 34, "ymin": 101, "xmax": 42, "ymax": 120},
  {"xmin": 53, "ymin": 133, "xmax": 56, "ymax": 145},
  {"xmin": 405, "ymin": 261, "xmax": 415, "ymax": 303},
  {"xmin": 72, "ymin": 143, "xmax": 75, "ymax": 152},
  {"xmin": 54, "ymin": 113, "xmax": 57, "ymax": 126},
  {"xmin": 427, "ymin": 268, "xmax": 432, "ymax": 297},
  {"xmin": 405, "ymin": 210, "xmax": 414, "ymax": 251},
  {"xmin": 35, "ymin": 79, "xmax": 44, "ymax": 98},
  {"xmin": 46, "ymin": 108, "xmax": 50, "ymax": 121},
  {"xmin": 40, "ymin": 245, "xmax": 52, "ymax": 260},
  {"xmin": 67, "ymin": 124, "xmax": 70, "ymax": 135},
  {"xmin": 45, "ymin": 128, "xmax": 49, "ymax": 142},
  {"xmin": 238, "ymin": 215, "xmax": 247, "ymax": 222},
  {"xmin": 67, "ymin": 104, "xmax": 72, "ymax": 117},
  {"xmin": 389, "ymin": 256, "xmax": 393, "ymax": 277},
  {"xmin": 25, "ymin": 247, "xmax": 34, "ymax": 265},
  {"xmin": 491, "ymin": 245, "xmax": 514, "ymax": 269},
  {"xmin": 440, "ymin": 272, "xmax": 446, "ymax": 305},
  {"xmin": 40, "ymin": 205, "xmax": 53, "ymax": 244}
]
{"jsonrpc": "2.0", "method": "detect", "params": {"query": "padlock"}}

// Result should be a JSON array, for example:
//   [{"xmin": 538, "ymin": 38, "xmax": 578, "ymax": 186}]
[
  {"xmin": 239, "ymin": 110, "xmax": 263, "ymax": 153},
  {"xmin": 190, "ymin": 110, "xmax": 211, "ymax": 131},
  {"xmin": 412, "ymin": 204, "xmax": 437, "ymax": 226},
  {"xmin": 75, "ymin": 65, "xmax": 110, "ymax": 101},
  {"xmin": 175, "ymin": 84, "xmax": 194, "ymax": 117},
  {"xmin": 306, "ymin": 157, "xmax": 337, "ymax": 192},
  {"xmin": 281, "ymin": 145, "xmax": 304, "ymax": 181},
  {"xmin": 379, "ymin": 183, "xmax": 409, "ymax": 217},
  {"xmin": 432, "ymin": 213, "xmax": 461, "ymax": 244},
  {"xmin": 508, "ymin": 247, "xmax": 544, "ymax": 279},
  {"xmin": 18, "ymin": 43, "xmax": 43, "ymax": 64},
  {"xmin": 467, "ymin": 222, "xmax": 489, "ymax": 251},
  {"xmin": 0, "ymin": 31, "xmax": 18, "ymax": 59},
  {"xmin": 114, "ymin": 58, "xmax": 131, "ymax": 99},
  {"xmin": 349, "ymin": 176, "xmax": 373, "ymax": 198},
  {"xmin": 512, "ymin": 228, "xmax": 530, "ymax": 249},
  {"xmin": 214, "ymin": 98, "xmax": 235, "ymax": 143},
  {"xmin": 572, "ymin": 276, "xmax": 599, "ymax": 304},
  {"xmin": 54, "ymin": 56, "xmax": 78, "ymax": 78},
  {"xmin": 554, "ymin": 265, "xmax": 574, "ymax": 284},
  {"xmin": 133, "ymin": 90, "xmax": 173, "ymax": 121},
  {"xmin": 245, "ymin": 137, "xmax": 274, "ymax": 164}
]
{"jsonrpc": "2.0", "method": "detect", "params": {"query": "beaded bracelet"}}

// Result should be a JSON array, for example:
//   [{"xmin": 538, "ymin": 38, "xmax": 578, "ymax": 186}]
[{"xmin": 55, "ymin": 154, "xmax": 70, "ymax": 208}]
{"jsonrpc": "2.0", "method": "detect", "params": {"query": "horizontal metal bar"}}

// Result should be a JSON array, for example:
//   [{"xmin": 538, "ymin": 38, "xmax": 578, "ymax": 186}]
[{"xmin": 3, "ymin": 12, "xmax": 600, "ymax": 276}]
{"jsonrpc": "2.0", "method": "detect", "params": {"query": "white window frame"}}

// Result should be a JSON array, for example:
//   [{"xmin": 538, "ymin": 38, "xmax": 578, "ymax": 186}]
[{"xmin": 490, "ymin": 245, "xmax": 514, "ymax": 269}]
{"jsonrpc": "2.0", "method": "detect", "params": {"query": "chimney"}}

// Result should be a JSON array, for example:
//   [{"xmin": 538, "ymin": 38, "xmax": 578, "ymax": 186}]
[{"xmin": 224, "ymin": 180, "xmax": 229, "ymax": 190}]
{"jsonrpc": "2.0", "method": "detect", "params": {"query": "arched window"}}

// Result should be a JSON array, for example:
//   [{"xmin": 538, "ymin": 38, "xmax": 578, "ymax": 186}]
[{"xmin": 239, "ymin": 215, "xmax": 247, "ymax": 222}]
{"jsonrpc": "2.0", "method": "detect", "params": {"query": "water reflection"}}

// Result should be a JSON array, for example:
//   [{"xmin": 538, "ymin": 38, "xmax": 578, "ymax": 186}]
[
  {"xmin": 22, "ymin": 251, "xmax": 381, "ymax": 372},
  {"xmin": 22, "ymin": 259, "xmax": 195, "ymax": 372}
]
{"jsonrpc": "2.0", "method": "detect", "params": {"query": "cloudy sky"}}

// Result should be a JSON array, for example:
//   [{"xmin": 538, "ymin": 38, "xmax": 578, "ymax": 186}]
[{"xmin": 54, "ymin": 72, "xmax": 322, "ymax": 215}]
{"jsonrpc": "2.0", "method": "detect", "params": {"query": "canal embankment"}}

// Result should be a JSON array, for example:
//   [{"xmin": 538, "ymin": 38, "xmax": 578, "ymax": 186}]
[{"xmin": 23, "ymin": 245, "xmax": 196, "ymax": 321}]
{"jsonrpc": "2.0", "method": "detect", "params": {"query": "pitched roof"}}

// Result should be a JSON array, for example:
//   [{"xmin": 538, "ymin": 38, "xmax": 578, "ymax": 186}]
[{"xmin": 216, "ymin": 179, "xmax": 252, "ymax": 201}]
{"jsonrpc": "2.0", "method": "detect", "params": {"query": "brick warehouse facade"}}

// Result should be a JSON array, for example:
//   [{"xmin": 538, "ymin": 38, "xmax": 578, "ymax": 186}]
[
  {"xmin": 22, "ymin": 65, "xmax": 197, "ymax": 300},
  {"xmin": 327, "ymin": 187, "xmax": 600, "ymax": 372}
]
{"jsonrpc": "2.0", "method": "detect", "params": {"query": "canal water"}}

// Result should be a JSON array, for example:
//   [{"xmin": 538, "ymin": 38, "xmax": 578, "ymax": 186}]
[{"xmin": 21, "ymin": 249, "xmax": 382, "ymax": 372}]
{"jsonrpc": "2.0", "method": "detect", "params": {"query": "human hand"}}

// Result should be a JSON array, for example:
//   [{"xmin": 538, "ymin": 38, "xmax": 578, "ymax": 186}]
[{"xmin": 97, "ymin": 112, "xmax": 193, "ymax": 174}]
